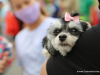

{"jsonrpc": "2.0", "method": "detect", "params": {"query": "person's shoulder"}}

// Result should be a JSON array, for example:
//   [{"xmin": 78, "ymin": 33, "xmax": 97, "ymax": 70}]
[
  {"xmin": 92, "ymin": 24, "xmax": 100, "ymax": 31},
  {"xmin": 15, "ymin": 28, "xmax": 28, "ymax": 42},
  {"xmin": 41, "ymin": 17, "xmax": 58, "ymax": 29},
  {"xmin": 46, "ymin": 17, "xmax": 58, "ymax": 23},
  {"xmin": 92, "ymin": 24, "xmax": 100, "ymax": 34}
]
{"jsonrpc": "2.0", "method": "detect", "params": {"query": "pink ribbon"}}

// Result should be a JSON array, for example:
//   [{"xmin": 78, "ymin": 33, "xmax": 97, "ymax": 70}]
[{"xmin": 65, "ymin": 12, "xmax": 79, "ymax": 22}]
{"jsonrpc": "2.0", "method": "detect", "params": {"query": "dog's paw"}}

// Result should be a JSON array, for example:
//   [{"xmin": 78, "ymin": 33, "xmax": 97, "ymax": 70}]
[{"xmin": 42, "ymin": 48, "xmax": 51, "ymax": 58}]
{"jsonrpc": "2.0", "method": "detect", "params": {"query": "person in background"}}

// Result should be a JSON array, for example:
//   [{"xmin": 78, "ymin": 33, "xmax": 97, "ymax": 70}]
[
  {"xmin": 0, "ymin": 0, "xmax": 10, "ymax": 35},
  {"xmin": 0, "ymin": 1, "xmax": 12, "ymax": 74},
  {"xmin": 5, "ymin": 0, "xmax": 49, "ymax": 41},
  {"xmin": 91, "ymin": 0, "xmax": 99, "ymax": 25},
  {"xmin": 79, "ymin": 0, "xmax": 94, "ymax": 22},
  {"xmin": 8, "ymin": 0, "xmax": 56, "ymax": 75},
  {"xmin": 49, "ymin": 0, "xmax": 60, "ymax": 18},
  {"xmin": 45, "ymin": 0, "xmax": 60, "ymax": 18},
  {"xmin": 0, "ymin": 36, "xmax": 13, "ymax": 75},
  {"xmin": 59, "ymin": 0, "xmax": 78, "ymax": 17},
  {"xmin": 5, "ymin": 11, "xmax": 22, "ymax": 42}
]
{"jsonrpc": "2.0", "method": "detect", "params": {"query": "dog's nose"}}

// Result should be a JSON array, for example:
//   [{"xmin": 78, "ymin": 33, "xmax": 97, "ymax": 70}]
[{"xmin": 59, "ymin": 35, "xmax": 67, "ymax": 42}]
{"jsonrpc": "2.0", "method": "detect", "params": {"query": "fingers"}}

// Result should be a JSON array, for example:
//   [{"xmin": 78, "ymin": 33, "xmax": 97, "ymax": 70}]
[
  {"xmin": 0, "ymin": 68, "xmax": 5, "ymax": 74},
  {"xmin": 0, "ymin": 60, "xmax": 7, "ymax": 74},
  {"xmin": 3, "ymin": 51, "xmax": 9, "ymax": 56},
  {"xmin": 80, "ymin": 20, "xmax": 84, "ymax": 22},
  {"xmin": 80, "ymin": 20, "xmax": 92, "ymax": 27},
  {"xmin": 3, "ymin": 56, "xmax": 9, "ymax": 62},
  {"xmin": 86, "ymin": 22, "xmax": 92, "ymax": 27},
  {"xmin": 0, "ymin": 51, "xmax": 9, "ymax": 74},
  {"xmin": 3, "ymin": 51, "xmax": 9, "ymax": 62},
  {"xmin": 0, "ymin": 60, "xmax": 7, "ymax": 68}
]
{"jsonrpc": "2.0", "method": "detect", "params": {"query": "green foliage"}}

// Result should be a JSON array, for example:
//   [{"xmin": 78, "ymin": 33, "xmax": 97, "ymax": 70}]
[{"xmin": 44, "ymin": 0, "xmax": 50, "ymax": 4}]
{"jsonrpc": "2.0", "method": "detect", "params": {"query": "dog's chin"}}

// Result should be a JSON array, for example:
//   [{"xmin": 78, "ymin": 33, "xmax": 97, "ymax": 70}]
[
  {"xmin": 59, "ymin": 44, "xmax": 72, "ymax": 52},
  {"xmin": 53, "ymin": 43, "xmax": 72, "ymax": 56}
]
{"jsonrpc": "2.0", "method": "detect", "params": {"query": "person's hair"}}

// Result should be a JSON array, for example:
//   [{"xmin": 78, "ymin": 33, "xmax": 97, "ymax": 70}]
[{"xmin": 9, "ymin": 0, "xmax": 49, "ymax": 30}]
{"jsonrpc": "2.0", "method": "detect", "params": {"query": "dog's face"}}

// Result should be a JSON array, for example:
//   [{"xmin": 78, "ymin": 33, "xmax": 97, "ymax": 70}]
[{"xmin": 42, "ymin": 13, "xmax": 88, "ymax": 56}]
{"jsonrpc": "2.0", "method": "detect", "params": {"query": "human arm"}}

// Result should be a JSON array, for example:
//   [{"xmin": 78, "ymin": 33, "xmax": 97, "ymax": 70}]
[{"xmin": 40, "ymin": 60, "xmax": 48, "ymax": 75}]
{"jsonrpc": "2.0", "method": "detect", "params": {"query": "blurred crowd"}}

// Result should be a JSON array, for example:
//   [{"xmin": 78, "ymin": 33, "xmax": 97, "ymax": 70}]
[
  {"xmin": 0, "ymin": 0, "xmax": 99, "ymax": 38},
  {"xmin": 0, "ymin": 0, "xmax": 99, "ymax": 75}
]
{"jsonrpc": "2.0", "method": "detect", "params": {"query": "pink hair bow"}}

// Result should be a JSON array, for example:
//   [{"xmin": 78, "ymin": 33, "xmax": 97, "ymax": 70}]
[{"xmin": 65, "ymin": 12, "xmax": 79, "ymax": 22}]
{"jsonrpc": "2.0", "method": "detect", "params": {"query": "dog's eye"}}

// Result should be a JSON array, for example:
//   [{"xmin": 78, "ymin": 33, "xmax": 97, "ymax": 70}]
[
  {"xmin": 71, "ymin": 29, "xmax": 77, "ymax": 32},
  {"xmin": 54, "ymin": 29, "xmax": 61, "ymax": 35},
  {"xmin": 54, "ymin": 29, "xmax": 60, "ymax": 33}
]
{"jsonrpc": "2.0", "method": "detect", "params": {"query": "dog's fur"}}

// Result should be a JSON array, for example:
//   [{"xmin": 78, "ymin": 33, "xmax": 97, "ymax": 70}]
[{"xmin": 42, "ymin": 13, "xmax": 89, "ymax": 57}]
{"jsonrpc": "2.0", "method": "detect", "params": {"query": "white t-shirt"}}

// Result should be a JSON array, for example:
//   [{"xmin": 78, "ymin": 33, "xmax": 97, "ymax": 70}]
[{"xmin": 15, "ymin": 17, "xmax": 56, "ymax": 75}]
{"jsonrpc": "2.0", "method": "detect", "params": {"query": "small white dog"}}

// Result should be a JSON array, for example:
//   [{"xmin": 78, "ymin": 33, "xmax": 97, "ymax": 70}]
[{"xmin": 42, "ymin": 12, "xmax": 89, "ymax": 58}]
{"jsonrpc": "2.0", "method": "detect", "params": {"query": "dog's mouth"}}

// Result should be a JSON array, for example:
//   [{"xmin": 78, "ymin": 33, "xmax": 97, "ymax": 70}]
[{"xmin": 59, "ymin": 43, "xmax": 71, "ymax": 47}]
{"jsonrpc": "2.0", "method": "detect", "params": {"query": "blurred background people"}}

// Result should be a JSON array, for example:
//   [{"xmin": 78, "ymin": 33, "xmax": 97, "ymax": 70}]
[
  {"xmin": 0, "ymin": 0, "xmax": 100, "ymax": 75},
  {"xmin": 91, "ymin": 0, "xmax": 100, "ymax": 25},
  {"xmin": 79, "ymin": 0, "xmax": 94, "ymax": 23},
  {"xmin": 45, "ymin": 0, "xmax": 60, "ymax": 18},
  {"xmin": 59, "ymin": 0, "xmax": 79, "ymax": 16},
  {"xmin": 0, "ymin": 0, "xmax": 10, "ymax": 35},
  {"xmin": 0, "ymin": 36, "xmax": 13, "ymax": 75},
  {"xmin": 0, "ymin": 1, "xmax": 13, "ymax": 75},
  {"xmin": 8, "ymin": 0, "xmax": 56, "ymax": 75},
  {"xmin": 5, "ymin": 11, "xmax": 20, "ymax": 42}
]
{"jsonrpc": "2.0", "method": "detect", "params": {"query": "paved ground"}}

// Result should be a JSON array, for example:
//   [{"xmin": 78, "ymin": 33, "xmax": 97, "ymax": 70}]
[{"xmin": 4, "ymin": 59, "xmax": 21, "ymax": 75}]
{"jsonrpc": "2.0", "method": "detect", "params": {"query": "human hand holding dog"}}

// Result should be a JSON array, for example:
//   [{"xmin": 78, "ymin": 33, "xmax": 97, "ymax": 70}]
[
  {"xmin": 80, "ymin": 20, "xmax": 92, "ymax": 27},
  {"xmin": 0, "ymin": 51, "xmax": 9, "ymax": 74},
  {"xmin": 86, "ymin": 22, "xmax": 91, "ymax": 27}
]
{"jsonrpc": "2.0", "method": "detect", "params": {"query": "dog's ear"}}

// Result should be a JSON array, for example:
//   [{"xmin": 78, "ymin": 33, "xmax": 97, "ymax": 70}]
[
  {"xmin": 80, "ymin": 22, "xmax": 88, "ymax": 32},
  {"xmin": 42, "ymin": 36, "xmax": 48, "ymax": 48},
  {"xmin": 60, "ymin": 17, "xmax": 69, "ymax": 24},
  {"xmin": 61, "ymin": 17, "xmax": 65, "ymax": 23},
  {"xmin": 42, "ymin": 36, "xmax": 57, "ymax": 56},
  {"xmin": 71, "ymin": 12, "xmax": 79, "ymax": 17}
]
